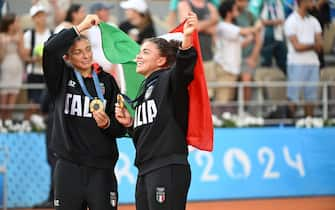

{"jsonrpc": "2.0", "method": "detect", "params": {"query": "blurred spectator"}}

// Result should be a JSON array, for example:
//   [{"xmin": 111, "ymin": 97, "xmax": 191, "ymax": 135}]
[
  {"xmin": 0, "ymin": 0, "xmax": 9, "ymax": 19},
  {"xmin": 310, "ymin": 0, "xmax": 331, "ymax": 31},
  {"xmin": 178, "ymin": 0, "xmax": 219, "ymax": 99},
  {"xmin": 310, "ymin": 0, "xmax": 331, "ymax": 68},
  {"xmin": 214, "ymin": 0, "xmax": 257, "ymax": 105},
  {"xmin": 54, "ymin": 3, "xmax": 85, "ymax": 33},
  {"xmin": 0, "ymin": 14, "xmax": 25, "ymax": 119},
  {"xmin": 32, "ymin": 0, "xmax": 72, "ymax": 28},
  {"xmin": 166, "ymin": 0, "xmax": 219, "ymax": 29},
  {"xmin": 249, "ymin": 0, "xmax": 295, "ymax": 18},
  {"xmin": 119, "ymin": 0, "xmax": 156, "ymax": 44},
  {"xmin": 48, "ymin": 0, "xmax": 72, "ymax": 26},
  {"xmin": 88, "ymin": 2, "xmax": 118, "ymax": 77},
  {"xmin": 284, "ymin": 0, "xmax": 323, "ymax": 117},
  {"xmin": 234, "ymin": 0, "xmax": 262, "ymax": 102},
  {"xmin": 283, "ymin": 0, "xmax": 295, "ymax": 17},
  {"xmin": 23, "ymin": 4, "xmax": 53, "ymax": 118},
  {"xmin": 47, "ymin": 0, "xmax": 72, "ymax": 27},
  {"xmin": 320, "ymin": 67, "xmax": 335, "ymax": 117},
  {"xmin": 259, "ymin": 0, "xmax": 287, "ymax": 74}
]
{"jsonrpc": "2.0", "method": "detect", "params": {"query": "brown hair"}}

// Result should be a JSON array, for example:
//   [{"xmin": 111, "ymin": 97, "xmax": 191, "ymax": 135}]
[
  {"xmin": 0, "ymin": 13, "xmax": 16, "ymax": 33},
  {"xmin": 138, "ymin": 11, "xmax": 153, "ymax": 31},
  {"xmin": 65, "ymin": 35, "xmax": 89, "ymax": 55},
  {"xmin": 144, "ymin": 37, "xmax": 181, "ymax": 67},
  {"xmin": 65, "ymin": 4, "xmax": 83, "ymax": 23}
]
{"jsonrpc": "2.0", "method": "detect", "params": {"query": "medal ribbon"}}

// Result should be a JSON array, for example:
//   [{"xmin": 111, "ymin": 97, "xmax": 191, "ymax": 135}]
[
  {"xmin": 121, "ymin": 75, "xmax": 159, "ymax": 109},
  {"xmin": 74, "ymin": 69, "xmax": 104, "ymax": 101}
]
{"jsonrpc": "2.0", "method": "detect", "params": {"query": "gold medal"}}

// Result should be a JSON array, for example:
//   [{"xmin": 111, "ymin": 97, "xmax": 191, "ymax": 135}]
[
  {"xmin": 117, "ymin": 94, "xmax": 124, "ymax": 109},
  {"xmin": 90, "ymin": 98, "xmax": 104, "ymax": 112}
]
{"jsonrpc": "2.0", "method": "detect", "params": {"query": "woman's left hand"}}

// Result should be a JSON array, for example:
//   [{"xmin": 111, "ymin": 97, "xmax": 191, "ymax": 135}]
[
  {"xmin": 183, "ymin": 12, "xmax": 198, "ymax": 37},
  {"xmin": 92, "ymin": 110, "xmax": 110, "ymax": 129},
  {"xmin": 181, "ymin": 12, "xmax": 198, "ymax": 49}
]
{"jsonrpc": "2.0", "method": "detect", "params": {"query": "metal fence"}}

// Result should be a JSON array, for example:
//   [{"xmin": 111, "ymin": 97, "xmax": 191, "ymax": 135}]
[
  {"xmin": 1, "ymin": 80, "xmax": 335, "ymax": 122},
  {"xmin": 208, "ymin": 81, "xmax": 335, "ymax": 121}
]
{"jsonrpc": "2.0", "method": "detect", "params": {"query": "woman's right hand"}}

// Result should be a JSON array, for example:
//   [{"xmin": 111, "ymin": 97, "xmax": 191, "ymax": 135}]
[
  {"xmin": 115, "ymin": 103, "xmax": 133, "ymax": 128},
  {"xmin": 76, "ymin": 14, "xmax": 100, "ymax": 33}
]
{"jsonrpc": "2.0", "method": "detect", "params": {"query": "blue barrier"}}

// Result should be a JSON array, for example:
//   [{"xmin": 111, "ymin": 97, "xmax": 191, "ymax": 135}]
[
  {"xmin": 0, "ymin": 174, "xmax": 3, "ymax": 206},
  {"xmin": 0, "ymin": 128, "xmax": 335, "ymax": 207},
  {"xmin": 186, "ymin": 128, "xmax": 335, "ymax": 200},
  {"xmin": 0, "ymin": 133, "xmax": 50, "ymax": 207}
]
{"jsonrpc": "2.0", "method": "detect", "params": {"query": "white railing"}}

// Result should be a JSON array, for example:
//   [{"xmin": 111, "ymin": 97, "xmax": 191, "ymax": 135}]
[
  {"xmin": 1, "ymin": 81, "xmax": 335, "ymax": 120},
  {"xmin": 208, "ymin": 81, "xmax": 335, "ymax": 120}
]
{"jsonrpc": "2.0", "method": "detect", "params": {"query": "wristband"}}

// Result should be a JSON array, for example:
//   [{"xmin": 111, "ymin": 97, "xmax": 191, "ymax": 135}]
[
  {"xmin": 179, "ymin": 45, "xmax": 192, "ymax": 51},
  {"xmin": 73, "ymin": 26, "xmax": 80, "ymax": 36}
]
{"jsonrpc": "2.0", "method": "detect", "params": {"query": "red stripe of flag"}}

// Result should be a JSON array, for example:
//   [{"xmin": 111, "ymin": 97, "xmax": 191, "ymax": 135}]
[{"xmin": 170, "ymin": 22, "xmax": 214, "ymax": 151}]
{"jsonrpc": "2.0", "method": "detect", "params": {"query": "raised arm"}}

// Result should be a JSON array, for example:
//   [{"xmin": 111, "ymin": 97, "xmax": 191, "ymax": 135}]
[
  {"xmin": 42, "ymin": 28, "xmax": 75, "ymax": 97},
  {"xmin": 42, "ymin": 15, "xmax": 100, "ymax": 97},
  {"xmin": 178, "ymin": 1, "xmax": 218, "ymax": 34},
  {"xmin": 171, "ymin": 12, "xmax": 198, "ymax": 89}
]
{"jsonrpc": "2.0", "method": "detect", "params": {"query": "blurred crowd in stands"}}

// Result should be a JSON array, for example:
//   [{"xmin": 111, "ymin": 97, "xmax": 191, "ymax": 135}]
[
  {"xmin": 0, "ymin": 1, "xmax": 334, "ymax": 208},
  {"xmin": 0, "ymin": 0, "xmax": 334, "ymax": 122}
]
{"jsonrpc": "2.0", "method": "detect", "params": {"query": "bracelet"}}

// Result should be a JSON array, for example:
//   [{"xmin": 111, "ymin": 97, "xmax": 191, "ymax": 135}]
[
  {"xmin": 73, "ymin": 25, "xmax": 80, "ymax": 36},
  {"xmin": 179, "ymin": 45, "xmax": 192, "ymax": 51},
  {"xmin": 179, "ymin": 36, "xmax": 193, "ymax": 50}
]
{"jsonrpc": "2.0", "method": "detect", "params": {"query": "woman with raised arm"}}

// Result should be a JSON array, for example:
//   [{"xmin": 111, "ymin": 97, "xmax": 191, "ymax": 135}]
[
  {"xmin": 115, "ymin": 12, "xmax": 198, "ymax": 210},
  {"xmin": 43, "ymin": 15, "xmax": 125, "ymax": 210}
]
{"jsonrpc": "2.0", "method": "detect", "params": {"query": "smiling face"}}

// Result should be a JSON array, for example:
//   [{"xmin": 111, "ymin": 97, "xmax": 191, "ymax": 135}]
[
  {"xmin": 135, "ymin": 41, "xmax": 167, "ymax": 78},
  {"xmin": 65, "ymin": 38, "xmax": 93, "ymax": 72}
]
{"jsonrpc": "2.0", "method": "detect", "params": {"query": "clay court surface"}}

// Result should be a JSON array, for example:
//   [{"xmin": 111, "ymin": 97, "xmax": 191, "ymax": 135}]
[{"xmin": 13, "ymin": 196, "xmax": 335, "ymax": 210}]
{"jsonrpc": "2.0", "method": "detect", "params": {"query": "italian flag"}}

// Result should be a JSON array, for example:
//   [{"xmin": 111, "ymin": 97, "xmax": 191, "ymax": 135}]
[
  {"xmin": 98, "ymin": 22, "xmax": 143, "ymax": 100},
  {"xmin": 98, "ymin": 22, "xmax": 213, "ymax": 151}
]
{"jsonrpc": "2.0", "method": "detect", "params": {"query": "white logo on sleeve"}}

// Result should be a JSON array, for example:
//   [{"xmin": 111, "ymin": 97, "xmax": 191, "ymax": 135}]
[
  {"xmin": 67, "ymin": 80, "xmax": 76, "ymax": 87},
  {"xmin": 134, "ymin": 99, "xmax": 157, "ymax": 128},
  {"xmin": 144, "ymin": 85, "xmax": 154, "ymax": 99}
]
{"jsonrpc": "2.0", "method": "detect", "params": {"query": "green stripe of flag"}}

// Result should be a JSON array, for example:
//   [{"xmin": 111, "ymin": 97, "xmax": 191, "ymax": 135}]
[
  {"xmin": 99, "ymin": 22, "xmax": 140, "ymax": 64},
  {"xmin": 122, "ymin": 61, "xmax": 144, "ymax": 99},
  {"xmin": 99, "ymin": 22, "xmax": 144, "ymax": 111}
]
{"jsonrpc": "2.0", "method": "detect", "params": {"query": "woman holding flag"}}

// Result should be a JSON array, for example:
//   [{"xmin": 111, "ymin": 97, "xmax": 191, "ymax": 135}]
[
  {"xmin": 42, "ymin": 15, "xmax": 125, "ymax": 210},
  {"xmin": 115, "ymin": 12, "xmax": 199, "ymax": 210}
]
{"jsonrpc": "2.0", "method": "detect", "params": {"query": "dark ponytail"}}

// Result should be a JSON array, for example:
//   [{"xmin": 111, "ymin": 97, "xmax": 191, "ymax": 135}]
[
  {"xmin": 65, "ymin": 4, "xmax": 82, "ymax": 23},
  {"xmin": 0, "ymin": 13, "xmax": 16, "ymax": 33}
]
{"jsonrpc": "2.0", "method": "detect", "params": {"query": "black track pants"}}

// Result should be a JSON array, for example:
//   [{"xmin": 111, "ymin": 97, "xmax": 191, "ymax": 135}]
[
  {"xmin": 53, "ymin": 159, "xmax": 118, "ymax": 210},
  {"xmin": 135, "ymin": 164, "xmax": 191, "ymax": 210}
]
